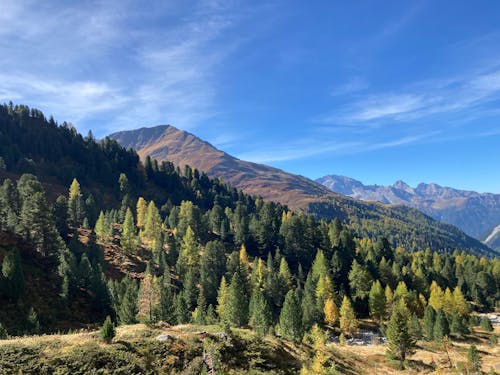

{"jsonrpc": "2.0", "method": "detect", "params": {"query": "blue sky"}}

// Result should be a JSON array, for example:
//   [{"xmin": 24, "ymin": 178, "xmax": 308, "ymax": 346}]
[{"xmin": 1, "ymin": 1, "xmax": 500, "ymax": 193}]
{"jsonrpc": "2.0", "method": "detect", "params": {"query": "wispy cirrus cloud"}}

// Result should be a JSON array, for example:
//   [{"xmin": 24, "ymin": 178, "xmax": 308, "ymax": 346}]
[{"xmin": 318, "ymin": 66, "xmax": 500, "ymax": 125}]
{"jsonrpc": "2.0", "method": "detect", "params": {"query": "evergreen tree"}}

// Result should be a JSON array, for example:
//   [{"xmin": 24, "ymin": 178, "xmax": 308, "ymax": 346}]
[
  {"xmin": 67, "ymin": 178, "xmax": 85, "ymax": 228},
  {"xmin": 200, "ymin": 240, "xmax": 226, "ymax": 306},
  {"xmin": 249, "ymin": 286, "xmax": 273, "ymax": 336},
  {"xmin": 183, "ymin": 267, "xmax": 198, "ymax": 312},
  {"xmin": 120, "ymin": 207, "xmax": 137, "ymax": 253},
  {"xmin": 279, "ymin": 289, "xmax": 303, "ymax": 342},
  {"xmin": 95, "ymin": 211, "xmax": 111, "ymax": 242},
  {"xmin": 174, "ymin": 293, "xmax": 189, "ymax": 324},
  {"xmin": 0, "ymin": 323, "xmax": 8, "ymax": 339},
  {"xmin": 339, "ymin": 296, "xmax": 358, "ymax": 337},
  {"xmin": 117, "ymin": 277, "xmax": 138, "ymax": 324},
  {"xmin": 423, "ymin": 305, "xmax": 436, "ymax": 340},
  {"xmin": 480, "ymin": 317, "xmax": 493, "ymax": 332},
  {"xmin": 53, "ymin": 195, "xmax": 69, "ymax": 236},
  {"xmin": 409, "ymin": 312, "xmax": 422, "ymax": 340},
  {"xmin": 100, "ymin": 316, "xmax": 115, "ymax": 344},
  {"xmin": 302, "ymin": 271, "xmax": 320, "ymax": 331},
  {"xmin": 226, "ymin": 272, "xmax": 249, "ymax": 327},
  {"xmin": 348, "ymin": 260, "xmax": 373, "ymax": 301},
  {"xmin": 467, "ymin": 345, "xmax": 482, "ymax": 373},
  {"xmin": 450, "ymin": 309, "xmax": 469, "ymax": 337},
  {"xmin": 157, "ymin": 274, "xmax": 174, "ymax": 323},
  {"xmin": 433, "ymin": 309, "xmax": 450, "ymax": 341},
  {"xmin": 385, "ymin": 300, "xmax": 416, "ymax": 370},
  {"xmin": 369, "ymin": 280, "xmax": 386, "ymax": 323},
  {"xmin": 26, "ymin": 307, "xmax": 40, "ymax": 334},
  {"xmin": 2, "ymin": 248, "xmax": 24, "ymax": 301}
]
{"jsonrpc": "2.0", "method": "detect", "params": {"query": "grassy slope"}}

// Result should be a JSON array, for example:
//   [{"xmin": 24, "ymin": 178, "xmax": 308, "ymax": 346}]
[{"xmin": 0, "ymin": 323, "xmax": 497, "ymax": 374}]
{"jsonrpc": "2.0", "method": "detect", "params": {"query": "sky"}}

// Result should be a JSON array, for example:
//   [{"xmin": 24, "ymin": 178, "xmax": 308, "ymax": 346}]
[{"xmin": 1, "ymin": 0, "xmax": 500, "ymax": 193}]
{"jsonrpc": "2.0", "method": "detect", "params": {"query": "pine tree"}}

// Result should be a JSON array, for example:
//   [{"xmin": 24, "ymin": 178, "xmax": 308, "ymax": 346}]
[
  {"xmin": 302, "ymin": 271, "xmax": 320, "ymax": 331},
  {"xmin": 467, "ymin": 344, "xmax": 482, "ymax": 373},
  {"xmin": 450, "ymin": 309, "xmax": 469, "ymax": 337},
  {"xmin": 118, "ymin": 277, "xmax": 138, "ymax": 324},
  {"xmin": 2, "ymin": 248, "xmax": 24, "ymax": 301},
  {"xmin": 385, "ymin": 300, "xmax": 416, "ymax": 370},
  {"xmin": 324, "ymin": 298, "xmax": 339, "ymax": 326},
  {"xmin": 26, "ymin": 307, "xmax": 40, "ymax": 334},
  {"xmin": 433, "ymin": 309, "xmax": 450, "ymax": 341},
  {"xmin": 369, "ymin": 280, "xmax": 386, "ymax": 323},
  {"xmin": 226, "ymin": 272, "xmax": 249, "ymax": 327},
  {"xmin": 278, "ymin": 257, "xmax": 293, "ymax": 288},
  {"xmin": 339, "ymin": 296, "xmax": 358, "ymax": 337},
  {"xmin": 174, "ymin": 293, "xmax": 189, "ymax": 324},
  {"xmin": 249, "ymin": 286, "xmax": 273, "ymax": 336},
  {"xmin": 423, "ymin": 305, "xmax": 435, "ymax": 340},
  {"xmin": 315, "ymin": 275, "xmax": 334, "ymax": 314},
  {"xmin": 67, "ymin": 178, "xmax": 85, "ymax": 227},
  {"xmin": 348, "ymin": 260, "xmax": 373, "ymax": 301},
  {"xmin": 480, "ymin": 317, "xmax": 493, "ymax": 332},
  {"xmin": 120, "ymin": 208, "xmax": 137, "ymax": 253},
  {"xmin": 101, "ymin": 316, "xmax": 115, "ymax": 344},
  {"xmin": 200, "ymin": 240, "xmax": 226, "ymax": 306},
  {"xmin": 183, "ymin": 267, "xmax": 198, "ymax": 312},
  {"xmin": 95, "ymin": 211, "xmax": 110, "ymax": 242},
  {"xmin": 409, "ymin": 312, "xmax": 422, "ymax": 340},
  {"xmin": 0, "ymin": 323, "xmax": 8, "ymax": 339},
  {"xmin": 385, "ymin": 285, "xmax": 394, "ymax": 319},
  {"xmin": 443, "ymin": 287, "xmax": 455, "ymax": 316},
  {"xmin": 279, "ymin": 289, "xmax": 303, "ymax": 342}
]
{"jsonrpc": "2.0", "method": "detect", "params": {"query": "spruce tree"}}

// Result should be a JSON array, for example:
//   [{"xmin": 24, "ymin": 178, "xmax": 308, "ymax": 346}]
[
  {"xmin": 226, "ymin": 272, "xmax": 249, "ymax": 327},
  {"xmin": 385, "ymin": 300, "xmax": 416, "ymax": 370},
  {"xmin": 249, "ymin": 286, "xmax": 273, "ymax": 336},
  {"xmin": 101, "ymin": 316, "xmax": 115, "ymax": 344},
  {"xmin": 467, "ymin": 345, "xmax": 481, "ymax": 373},
  {"xmin": 423, "ymin": 305, "xmax": 435, "ymax": 340},
  {"xmin": 433, "ymin": 309, "xmax": 450, "ymax": 341},
  {"xmin": 2, "ymin": 248, "xmax": 24, "ymax": 301},
  {"xmin": 118, "ymin": 277, "xmax": 138, "ymax": 324},
  {"xmin": 279, "ymin": 289, "xmax": 303, "ymax": 342}
]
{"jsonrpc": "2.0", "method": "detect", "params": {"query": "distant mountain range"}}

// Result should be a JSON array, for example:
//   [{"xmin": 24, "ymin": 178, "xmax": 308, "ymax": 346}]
[
  {"xmin": 316, "ymin": 175, "xmax": 500, "ymax": 249},
  {"xmin": 109, "ymin": 125, "xmax": 495, "ymax": 255}
]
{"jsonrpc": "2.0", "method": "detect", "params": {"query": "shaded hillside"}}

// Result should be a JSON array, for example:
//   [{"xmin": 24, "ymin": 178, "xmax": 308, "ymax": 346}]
[
  {"xmin": 110, "ymin": 125, "xmax": 495, "ymax": 255},
  {"xmin": 317, "ymin": 175, "xmax": 500, "ymax": 246}
]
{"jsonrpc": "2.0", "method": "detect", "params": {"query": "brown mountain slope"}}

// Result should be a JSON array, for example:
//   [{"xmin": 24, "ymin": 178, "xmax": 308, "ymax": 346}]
[
  {"xmin": 110, "ymin": 125, "xmax": 331, "ymax": 209},
  {"xmin": 109, "ymin": 125, "xmax": 496, "ymax": 255}
]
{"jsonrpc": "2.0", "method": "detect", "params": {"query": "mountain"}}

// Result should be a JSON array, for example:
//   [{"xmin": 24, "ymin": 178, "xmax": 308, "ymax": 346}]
[
  {"xmin": 109, "ymin": 125, "xmax": 495, "ymax": 255},
  {"xmin": 317, "ymin": 175, "xmax": 500, "ymax": 247}
]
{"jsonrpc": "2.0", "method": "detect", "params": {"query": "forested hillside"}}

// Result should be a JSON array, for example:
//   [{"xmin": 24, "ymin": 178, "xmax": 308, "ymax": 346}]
[
  {"xmin": 0, "ymin": 104, "xmax": 498, "ymax": 373},
  {"xmin": 110, "ymin": 125, "xmax": 495, "ymax": 255}
]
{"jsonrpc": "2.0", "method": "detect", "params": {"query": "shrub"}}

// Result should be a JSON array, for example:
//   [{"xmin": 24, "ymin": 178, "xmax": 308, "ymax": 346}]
[
  {"xmin": 480, "ymin": 317, "xmax": 493, "ymax": 332},
  {"xmin": 100, "ymin": 316, "xmax": 115, "ymax": 344}
]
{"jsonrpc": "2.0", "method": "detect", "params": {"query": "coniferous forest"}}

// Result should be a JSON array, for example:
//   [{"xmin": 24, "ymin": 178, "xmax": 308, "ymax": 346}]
[{"xmin": 0, "ymin": 104, "xmax": 499, "ymax": 373}]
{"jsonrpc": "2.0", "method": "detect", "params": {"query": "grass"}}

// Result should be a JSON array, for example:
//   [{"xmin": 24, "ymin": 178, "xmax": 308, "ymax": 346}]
[{"xmin": 0, "ymin": 323, "xmax": 497, "ymax": 374}]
